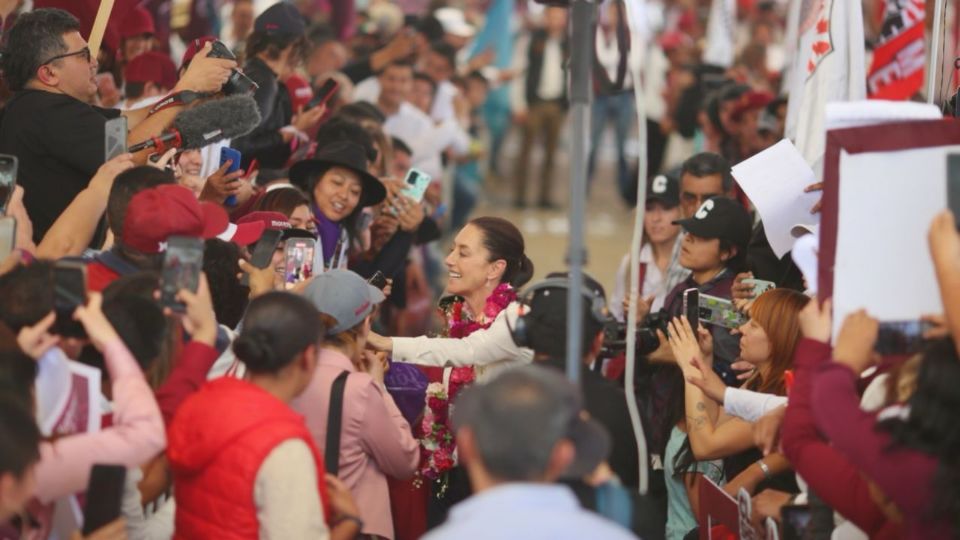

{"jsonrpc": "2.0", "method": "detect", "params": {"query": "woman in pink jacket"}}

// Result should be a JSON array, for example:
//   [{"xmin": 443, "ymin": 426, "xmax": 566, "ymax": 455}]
[{"xmin": 293, "ymin": 269, "xmax": 419, "ymax": 540}]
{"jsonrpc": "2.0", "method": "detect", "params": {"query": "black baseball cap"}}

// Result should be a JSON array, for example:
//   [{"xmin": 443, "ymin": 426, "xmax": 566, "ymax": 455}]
[
  {"xmin": 647, "ymin": 168, "xmax": 680, "ymax": 208},
  {"xmin": 673, "ymin": 196, "xmax": 752, "ymax": 253},
  {"xmin": 255, "ymin": 3, "xmax": 306, "ymax": 36}
]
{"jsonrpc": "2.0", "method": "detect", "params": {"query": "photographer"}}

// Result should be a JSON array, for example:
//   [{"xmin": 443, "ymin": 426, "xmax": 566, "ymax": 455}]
[
  {"xmin": 0, "ymin": 8, "xmax": 235, "ymax": 243},
  {"xmin": 231, "ymin": 3, "xmax": 326, "ymax": 173}
]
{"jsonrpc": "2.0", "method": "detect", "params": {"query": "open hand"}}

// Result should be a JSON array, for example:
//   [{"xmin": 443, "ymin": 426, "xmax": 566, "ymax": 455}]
[
  {"xmin": 798, "ymin": 297, "xmax": 831, "ymax": 343},
  {"xmin": 666, "ymin": 317, "xmax": 704, "ymax": 373},
  {"xmin": 833, "ymin": 310, "xmax": 879, "ymax": 374}
]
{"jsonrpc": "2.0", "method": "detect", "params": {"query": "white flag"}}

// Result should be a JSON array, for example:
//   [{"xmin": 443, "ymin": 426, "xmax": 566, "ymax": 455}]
[
  {"xmin": 783, "ymin": 0, "xmax": 866, "ymax": 175},
  {"xmin": 702, "ymin": 0, "xmax": 737, "ymax": 68}
]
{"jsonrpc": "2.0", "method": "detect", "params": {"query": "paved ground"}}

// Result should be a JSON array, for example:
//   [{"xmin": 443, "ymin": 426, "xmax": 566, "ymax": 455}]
[{"xmin": 467, "ymin": 119, "xmax": 639, "ymax": 295}]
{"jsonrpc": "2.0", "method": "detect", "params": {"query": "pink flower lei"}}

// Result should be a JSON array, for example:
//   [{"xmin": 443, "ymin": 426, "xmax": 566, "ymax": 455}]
[{"xmin": 416, "ymin": 283, "xmax": 517, "ymax": 493}]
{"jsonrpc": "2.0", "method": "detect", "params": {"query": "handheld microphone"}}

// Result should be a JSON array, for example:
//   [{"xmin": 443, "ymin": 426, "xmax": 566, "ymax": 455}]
[{"xmin": 128, "ymin": 95, "xmax": 261, "ymax": 154}]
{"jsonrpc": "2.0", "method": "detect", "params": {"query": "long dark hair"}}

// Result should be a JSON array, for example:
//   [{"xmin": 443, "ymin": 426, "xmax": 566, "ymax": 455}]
[
  {"xmin": 233, "ymin": 292, "xmax": 325, "ymax": 374},
  {"xmin": 878, "ymin": 338, "xmax": 960, "ymax": 537},
  {"xmin": 468, "ymin": 217, "xmax": 534, "ymax": 288}
]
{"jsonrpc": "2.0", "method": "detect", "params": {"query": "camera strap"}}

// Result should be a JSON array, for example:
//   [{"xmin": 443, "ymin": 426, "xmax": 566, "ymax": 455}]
[{"xmin": 148, "ymin": 90, "xmax": 212, "ymax": 116}]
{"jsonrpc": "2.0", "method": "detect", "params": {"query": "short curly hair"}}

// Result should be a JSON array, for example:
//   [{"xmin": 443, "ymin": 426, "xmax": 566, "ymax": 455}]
[{"xmin": 1, "ymin": 9, "xmax": 81, "ymax": 91}]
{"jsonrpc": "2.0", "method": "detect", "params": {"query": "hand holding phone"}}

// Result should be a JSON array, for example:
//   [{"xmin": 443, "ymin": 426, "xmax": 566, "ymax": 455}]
[
  {"xmin": 284, "ymin": 238, "xmax": 317, "ymax": 288},
  {"xmin": 219, "ymin": 147, "xmax": 242, "ymax": 207},
  {"xmin": 307, "ymin": 78, "xmax": 340, "ymax": 111},
  {"xmin": 160, "ymin": 236, "xmax": 205, "ymax": 312},
  {"xmin": 241, "ymin": 229, "xmax": 283, "ymax": 286}
]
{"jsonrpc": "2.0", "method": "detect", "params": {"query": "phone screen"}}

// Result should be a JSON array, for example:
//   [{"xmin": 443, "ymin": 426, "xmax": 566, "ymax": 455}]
[
  {"xmin": 0, "ymin": 154, "xmax": 17, "ymax": 214},
  {"xmin": 104, "ymin": 116, "xmax": 128, "ymax": 161},
  {"xmin": 82, "ymin": 464, "xmax": 127, "ymax": 535},
  {"xmin": 780, "ymin": 504, "xmax": 811, "ymax": 540},
  {"xmin": 160, "ymin": 236, "xmax": 204, "ymax": 312},
  {"xmin": 948, "ymin": 154, "xmax": 960, "ymax": 228},
  {"xmin": 284, "ymin": 238, "xmax": 316, "ymax": 288},
  {"xmin": 683, "ymin": 288, "xmax": 700, "ymax": 332},
  {"xmin": 400, "ymin": 168, "xmax": 432, "ymax": 203},
  {"xmin": 875, "ymin": 320, "xmax": 931, "ymax": 355},
  {"xmin": 0, "ymin": 216, "xmax": 15, "ymax": 261},
  {"xmin": 53, "ymin": 261, "xmax": 88, "ymax": 338},
  {"xmin": 308, "ymin": 78, "xmax": 339, "ymax": 110}
]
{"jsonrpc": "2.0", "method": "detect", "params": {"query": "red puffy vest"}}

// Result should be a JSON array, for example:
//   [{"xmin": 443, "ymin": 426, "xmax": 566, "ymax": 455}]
[{"xmin": 167, "ymin": 378, "xmax": 331, "ymax": 539}]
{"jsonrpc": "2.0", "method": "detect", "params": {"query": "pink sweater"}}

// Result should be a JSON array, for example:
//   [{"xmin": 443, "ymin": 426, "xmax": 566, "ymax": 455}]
[
  {"xmin": 34, "ymin": 339, "xmax": 166, "ymax": 503},
  {"xmin": 291, "ymin": 348, "xmax": 418, "ymax": 539}
]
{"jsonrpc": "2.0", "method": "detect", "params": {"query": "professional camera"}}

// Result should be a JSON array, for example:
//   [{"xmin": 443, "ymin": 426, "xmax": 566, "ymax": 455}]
[
  {"xmin": 207, "ymin": 41, "xmax": 259, "ymax": 96},
  {"xmin": 599, "ymin": 311, "xmax": 670, "ymax": 359}
]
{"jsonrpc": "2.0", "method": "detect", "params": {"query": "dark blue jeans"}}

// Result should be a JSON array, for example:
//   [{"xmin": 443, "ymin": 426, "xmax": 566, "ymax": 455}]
[{"xmin": 587, "ymin": 91, "xmax": 636, "ymax": 202}]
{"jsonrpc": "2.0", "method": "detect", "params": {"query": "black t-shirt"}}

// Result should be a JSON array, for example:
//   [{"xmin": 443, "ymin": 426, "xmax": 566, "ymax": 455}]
[{"xmin": 0, "ymin": 89, "xmax": 120, "ymax": 243}]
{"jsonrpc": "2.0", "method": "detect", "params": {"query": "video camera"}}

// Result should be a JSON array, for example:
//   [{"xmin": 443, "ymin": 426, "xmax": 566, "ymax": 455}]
[{"xmin": 599, "ymin": 311, "xmax": 669, "ymax": 359}]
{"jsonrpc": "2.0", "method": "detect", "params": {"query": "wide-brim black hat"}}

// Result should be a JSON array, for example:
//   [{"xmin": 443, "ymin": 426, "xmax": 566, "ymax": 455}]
[{"xmin": 289, "ymin": 141, "xmax": 387, "ymax": 209}]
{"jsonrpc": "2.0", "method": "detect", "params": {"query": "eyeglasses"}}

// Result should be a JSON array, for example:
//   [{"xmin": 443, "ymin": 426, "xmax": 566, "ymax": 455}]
[{"xmin": 40, "ymin": 47, "xmax": 92, "ymax": 66}]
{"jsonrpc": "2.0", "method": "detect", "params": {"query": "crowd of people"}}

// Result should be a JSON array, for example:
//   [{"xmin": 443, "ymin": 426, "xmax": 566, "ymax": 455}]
[{"xmin": 0, "ymin": 0, "xmax": 958, "ymax": 540}]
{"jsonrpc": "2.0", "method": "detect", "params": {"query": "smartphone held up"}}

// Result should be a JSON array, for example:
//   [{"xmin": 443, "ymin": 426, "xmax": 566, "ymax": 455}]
[{"xmin": 160, "ymin": 236, "xmax": 204, "ymax": 312}]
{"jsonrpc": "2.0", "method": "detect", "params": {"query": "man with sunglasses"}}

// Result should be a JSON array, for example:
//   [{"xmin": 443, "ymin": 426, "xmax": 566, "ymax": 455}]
[{"xmin": 0, "ymin": 8, "xmax": 236, "ymax": 245}]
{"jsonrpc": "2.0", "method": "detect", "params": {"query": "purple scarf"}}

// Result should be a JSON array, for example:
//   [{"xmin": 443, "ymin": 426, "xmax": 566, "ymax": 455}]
[{"xmin": 313, "ymin": 206, "xmax": 341, "ymax": 265}]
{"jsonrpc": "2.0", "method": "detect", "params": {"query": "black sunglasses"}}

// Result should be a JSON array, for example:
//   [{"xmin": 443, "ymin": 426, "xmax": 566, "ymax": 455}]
[{"xmin": 41, "ymin": 47, "xmax": 92, "ymax": 66}]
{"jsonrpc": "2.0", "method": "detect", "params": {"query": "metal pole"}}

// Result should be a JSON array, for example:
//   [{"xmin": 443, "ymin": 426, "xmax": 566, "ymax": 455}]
[
  {"xmin": 928, "ymin": 0, "xmax": 946, "ymax": 104},
  {"xmin": 565, "ymin": 0, "xmax": 595, "ymax": 384}
]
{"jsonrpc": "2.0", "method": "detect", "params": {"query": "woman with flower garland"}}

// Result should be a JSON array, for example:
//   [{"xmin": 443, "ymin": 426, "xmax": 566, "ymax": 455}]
[{"xmin": 372, "ymin": 216, "xmax": 534, "ymax": 539}]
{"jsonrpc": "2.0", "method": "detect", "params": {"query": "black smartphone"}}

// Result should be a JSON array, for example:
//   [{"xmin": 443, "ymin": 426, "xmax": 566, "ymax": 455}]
[
  {"xmin": 0, "ymin": 154, "xmax": 17, "ymax": 214},
  {"xmin": 780, "ymin": 503, "xmax": 811, "ymax": 540},
  {"xmin": 104, "ymin": 116, "xmax": 128, "ymax": 161},
  {"xmin": 948, "ymin": 154, "xmax": 960, "ymax": 228},
  {"xmin": 875, "ymin": 320, "xmax": 932, "ymax": 356},
  {"xmin": 682, "ymin": 288, "xmax": 700, "ymax": 332},
  {"xmin": 368, "ymin": 270, "xmax": 387, "ymax": 291},
  {"xmin": 241, "ymin": 229, "xmax": 283, "ymax": 286},
  {"xmin": 81, "ymin": 464, "xmax": 126, "ymax": 535},
  {"xmin": 53, "ymin": 260, "xmax": 88, "ymax": 338},
  {"xmin": 307, "ymin": 77, "xmax": 339, "ymax": 110},
  {"xmin": 160, "ymin": 236, "xmax": 204, "ymax": 312},
  {"xmin": 0, "ymin": 216, "xmax": 15, "ymax": 261}
]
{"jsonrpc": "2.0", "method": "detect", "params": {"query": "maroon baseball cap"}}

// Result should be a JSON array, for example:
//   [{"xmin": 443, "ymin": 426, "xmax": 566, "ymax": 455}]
[
  {"xmin": 123, "ymin": 185, "xmax": 229, "ymax": 254},
  {"xmin": 217, "ymin": 211, "xmax": 291, "ymax": 246},
  {"xmin": 124, "ymin": 52, "xmax": 177, "ymax": 90},
  {"xmin": 121, "ymin": 5, "xmax": 155, "ymax": 39}
]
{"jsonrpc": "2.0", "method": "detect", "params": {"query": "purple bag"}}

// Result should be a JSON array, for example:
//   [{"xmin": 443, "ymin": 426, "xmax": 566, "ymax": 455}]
[{"xmin": 383, "ymin": 360, "xmax": 428, "ymax": 426}]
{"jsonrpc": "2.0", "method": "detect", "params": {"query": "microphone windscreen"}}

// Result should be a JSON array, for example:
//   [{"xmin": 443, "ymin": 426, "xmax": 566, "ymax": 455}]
[{"xmin": 172, "ymin": 95, "xmax": 262, "ymax": 149}]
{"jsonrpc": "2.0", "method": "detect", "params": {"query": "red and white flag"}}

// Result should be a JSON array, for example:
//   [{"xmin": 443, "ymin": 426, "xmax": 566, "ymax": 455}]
[
  {"xmin": 784, "ymin": 0, "xmax": 866, "ymax": 173},
  {"xmin": 867, "ymin": 0, "xmax": 926, "ymax": 100}
]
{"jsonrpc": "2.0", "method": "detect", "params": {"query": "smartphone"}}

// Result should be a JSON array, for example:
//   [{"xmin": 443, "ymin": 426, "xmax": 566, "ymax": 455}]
[
  {"xmin": 0, "ymin": 154, "xmax": 17, "ymax": 214},
  {"xmin": 780, "ymin": 503, "xmax": 811, "ymax": 540},
  {"xmin": 947, "ymin": 153, "xmax": 960, "ymax": 229},
  {"xmin": 220, "ymin": 147, "xmax": 242, "ymax": 207},
  {"xmin": 699, "ymin": 293, "xmax": 749, "ymax": 329},
  {"xmin": 241, "ymin": 229, "xmax": 283, "ymax": 287},
  {"xmin": 368, "ymin": 270, "xmax": 387, "ymax": 291},
  {"xmin": 682, "ymin": 288, "xmax": 699, "ymax": 332},
  {"xmin": 307, "ymin": 77, "xmax": 340, "ymax": 110},
  {"xmin": 81, "ymin": 464, "xmax": 127, "ymax": 535},
  {"xmin": 400, "ymin": 168, "xmax": 432, "ymax": 203},
  {"xmin": 53, "ymin": 261, "xmax": 88, "ymax": 338},
  {"xmin": 743, "ymin": 278, "xmax": 776, "ymax": 296},
  {"xmin": 104, "ymin": 116, "xmax": 128, "ymax": 161},
  {"xmin": 160, "ymin": 236, "xmax": 204, "ymax": 312},
  {"xmin": 0, "ymin": 216, "xmax": 15, "ymax": 261},
  {"xmin": 284, "ymin": 237, "xmax": 317, "ymax": 289},
  {"xmin": 875, "ymin": 320, "xmax": 932, "ymax": 355}
]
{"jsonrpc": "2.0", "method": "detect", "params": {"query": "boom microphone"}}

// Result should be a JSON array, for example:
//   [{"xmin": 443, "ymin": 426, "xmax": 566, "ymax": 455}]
[{"xmin": 128, "ymin": 95, "xmax": 261, "ymax": 153}]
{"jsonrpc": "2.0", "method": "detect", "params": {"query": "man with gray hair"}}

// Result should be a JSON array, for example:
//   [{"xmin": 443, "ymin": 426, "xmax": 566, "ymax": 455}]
[{"xmin": 423, "ymin": 367, "xmax": 637, "ymax": 540}]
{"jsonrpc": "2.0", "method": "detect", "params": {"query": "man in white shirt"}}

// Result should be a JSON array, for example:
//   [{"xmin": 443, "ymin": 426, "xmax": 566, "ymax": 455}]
[
  {"xmin": 510, "ymin": 7, "xmax": 569, "ymax": 209},
  {"xmin": 423, "ymin": 367, "xmax": 637, "ymax": 540}
]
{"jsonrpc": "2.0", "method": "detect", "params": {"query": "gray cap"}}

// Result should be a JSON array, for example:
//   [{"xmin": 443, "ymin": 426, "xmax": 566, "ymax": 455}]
[{"xmin": 302, "ymin": 269, "xmax": 385, "ymax": 335}]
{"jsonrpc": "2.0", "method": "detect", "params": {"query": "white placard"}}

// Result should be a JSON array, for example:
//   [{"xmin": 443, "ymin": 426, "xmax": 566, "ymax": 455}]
[
  {"xmin": 732, "ymin": 139, "xmax": 820, "ymax": 258},
  {"xmin": 832, "ymin": 145, "xmax": 959, "ymax": 338}
]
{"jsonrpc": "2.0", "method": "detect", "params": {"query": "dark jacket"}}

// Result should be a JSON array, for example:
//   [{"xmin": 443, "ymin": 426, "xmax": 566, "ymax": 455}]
[
  {"xmin": 540, "ymin": 357, "xmax": 640, "ymax": 488},
  {"xmin": 231, "ymin": 57, "xmax": 292, "ymax": 171}
]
